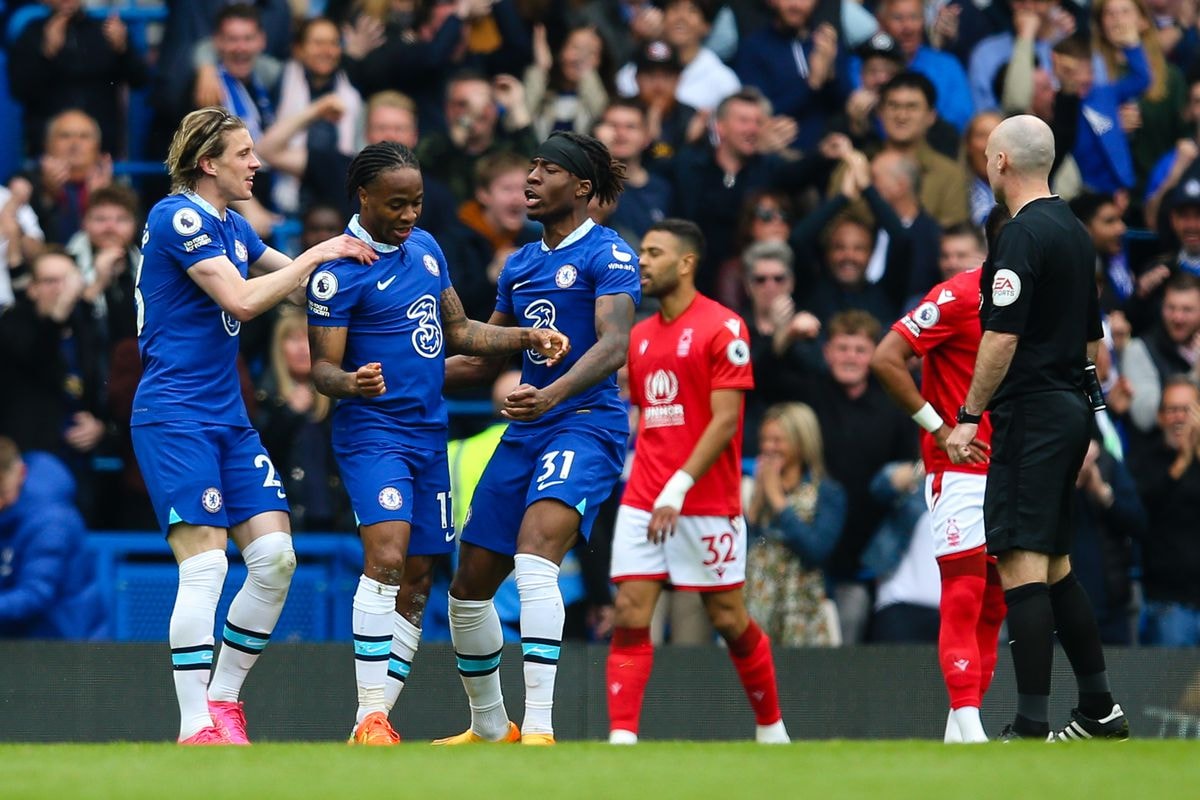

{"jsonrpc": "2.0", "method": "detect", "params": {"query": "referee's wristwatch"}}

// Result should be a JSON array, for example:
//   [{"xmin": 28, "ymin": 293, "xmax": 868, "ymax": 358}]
[{"xmin": 956, "ymin": 405, "xmax": 983, "ymax": 425}]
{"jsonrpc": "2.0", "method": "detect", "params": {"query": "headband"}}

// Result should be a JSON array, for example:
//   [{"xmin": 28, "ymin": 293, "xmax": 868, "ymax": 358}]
[{"xmin": 533, "ymin": 135, "xmax": 597, "ymax": 189}]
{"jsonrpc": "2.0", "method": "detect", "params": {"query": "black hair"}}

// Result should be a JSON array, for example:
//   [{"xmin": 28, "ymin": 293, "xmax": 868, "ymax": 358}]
[
  {"xmin": 554, "ymin": 131, "xmax": 626, "ymax": 206},
  {"xmin": 984, "ymin": 203, "xmax": 1012, "ymax": 253},
  {"xmin": 216, "ymin": 3, "xmax": 262, "ymax": 30},
  {"xmin": 646, "ymin": 218, "xmax": 706, "ymax": 261},
  {"xmin": 941, "ymin": 221, "xmax": 986, "ymax": 251},
  {"xmin": 880, "ymin": 71, "xmax": 938, "ymax": 110},
  {"xmin": 345, "ymin": 141, "xmax": 421, "ymax": 199},
  {"xmin": 1069, "ymin": 191, "xmax": 1117, "ymax": 226}
]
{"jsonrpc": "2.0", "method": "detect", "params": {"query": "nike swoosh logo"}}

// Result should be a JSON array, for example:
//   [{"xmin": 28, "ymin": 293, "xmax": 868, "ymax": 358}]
[
  {"xmin": 537, "ymin": 480, "xmax": 565, "ymax": 491},
  {"xmin": 513, "ymin": 279, "xmax": 533, "ymax": 290},
  {"xmin": 445, "ymin": 530, "xmax": 456, "ymax": 542},
  {"xmin": 376, "ymin": 276, "xmax": 397, "ymax": 291}
]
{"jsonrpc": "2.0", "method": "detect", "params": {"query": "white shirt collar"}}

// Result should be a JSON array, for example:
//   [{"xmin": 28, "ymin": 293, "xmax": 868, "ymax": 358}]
[
  {"xmin": 540, "ymin": 218, "xmax": 595, "ymax": 252},
  {"xmin": 349, "ymin": 214, "xmax": 399, "ymax": 253},
  {"xmin": 183, "ymin": 190, "xmax": 225, "ymax": 221}
]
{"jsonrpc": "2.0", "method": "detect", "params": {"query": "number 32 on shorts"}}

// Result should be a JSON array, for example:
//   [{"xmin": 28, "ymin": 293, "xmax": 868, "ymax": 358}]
[{"xmin": 702, "ymin": 532, "xmax": 737, "ymax": 566}]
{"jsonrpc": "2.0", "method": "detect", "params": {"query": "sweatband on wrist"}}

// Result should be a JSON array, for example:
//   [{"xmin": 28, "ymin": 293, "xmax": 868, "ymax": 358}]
[
  {"xmin": 911, "ymin": 402, "xmax": 945, "ymax": 433},
  {"xmin": 653, "ymin": 470, "xmax": 695, "ymax": 512}
]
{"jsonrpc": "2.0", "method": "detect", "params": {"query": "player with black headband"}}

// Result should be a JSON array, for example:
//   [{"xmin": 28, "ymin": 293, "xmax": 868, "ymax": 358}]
[{"xmin": 434, "ymin": 132, "xmax": 640, "ymax": 745}]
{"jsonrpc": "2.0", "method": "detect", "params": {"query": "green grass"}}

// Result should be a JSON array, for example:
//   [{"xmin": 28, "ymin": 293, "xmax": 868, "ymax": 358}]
[{"xmin": 3, "ymin": 741, "xmax": 1197, "ymax": 799}]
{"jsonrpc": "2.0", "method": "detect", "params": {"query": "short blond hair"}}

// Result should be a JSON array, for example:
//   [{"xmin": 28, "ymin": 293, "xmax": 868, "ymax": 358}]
[
  {"xmin": 165, "ymin": 107, "xmax": 248, "ymax": 193},
  {"xmin": 762, "ymin": 403, "xmax": 827, "ymax": 481}
]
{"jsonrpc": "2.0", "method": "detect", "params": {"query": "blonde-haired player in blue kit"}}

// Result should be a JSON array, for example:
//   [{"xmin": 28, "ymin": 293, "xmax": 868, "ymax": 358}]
[
  {"xmin": 132, "ymin": 107, "xmax": 377, "ymax": 744},
  {"xmin": 434, "ymin": 132, "xmax": 640, "ymax": 745}
]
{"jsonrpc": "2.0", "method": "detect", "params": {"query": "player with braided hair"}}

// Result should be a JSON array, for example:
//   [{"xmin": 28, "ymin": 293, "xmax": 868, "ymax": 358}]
[
  {"xmin": 307, "ymin": 140, "xmax": 569, "ymax": 745},
  {"xmin": 433, "ymin": 132, "xmax": 640, "ymax": 745}
]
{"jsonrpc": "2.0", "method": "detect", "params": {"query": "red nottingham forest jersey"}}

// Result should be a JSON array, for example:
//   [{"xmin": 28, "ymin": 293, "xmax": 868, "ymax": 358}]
[
  {"xmin": 623, "ymin": 294, "xmax": 754, "ymax": 515},
  {"xmin": 891, "ymin": 267, "xmax": 992, "ymax": 476}
]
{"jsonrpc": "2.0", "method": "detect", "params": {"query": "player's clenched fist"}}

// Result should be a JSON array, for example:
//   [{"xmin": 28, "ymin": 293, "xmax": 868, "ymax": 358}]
[
  {"xmin": 355, "ymin": 361, "xmax": 386, "ymax": 397},
  {"xmin": 525, "ymin": 329, "xmax": 571, "ymax": 366}
]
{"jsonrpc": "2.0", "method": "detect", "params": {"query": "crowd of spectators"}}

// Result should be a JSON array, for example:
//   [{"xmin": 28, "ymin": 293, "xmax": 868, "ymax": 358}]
[{"xmin": 1, "ymin": 0, "xmax": 1200, "ymax": 647}]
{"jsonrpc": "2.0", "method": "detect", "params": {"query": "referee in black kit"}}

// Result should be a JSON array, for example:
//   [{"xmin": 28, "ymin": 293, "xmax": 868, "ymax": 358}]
[{"xmin": 946, "ymin": 115, "xmax": 1129, "ymax": 741}]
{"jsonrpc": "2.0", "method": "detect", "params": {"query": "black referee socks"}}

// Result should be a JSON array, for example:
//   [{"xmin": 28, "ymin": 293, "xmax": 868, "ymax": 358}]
[
  {"xmin": 1050, "ymin": 571, "xmax": 1114, "ymax": 719},
  {"xmin": 1004, "ymin": 582, "xmax": 1054, "ymax": 733}
]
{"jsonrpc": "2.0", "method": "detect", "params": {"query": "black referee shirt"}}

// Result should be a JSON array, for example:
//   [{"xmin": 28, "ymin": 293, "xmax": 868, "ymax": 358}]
[{"xmin": 980, "ymin": 196, "xmax": 1103, "ymax": 406}]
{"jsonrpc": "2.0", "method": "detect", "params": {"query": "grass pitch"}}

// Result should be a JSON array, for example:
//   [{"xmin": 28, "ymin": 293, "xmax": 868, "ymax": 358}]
[{"xmin": 3, "ymin": 740, "xmax": 1196, "ymax": 799}]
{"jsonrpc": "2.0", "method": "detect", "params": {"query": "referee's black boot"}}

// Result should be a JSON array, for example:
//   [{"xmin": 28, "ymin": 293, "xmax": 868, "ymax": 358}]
[{"xmin": 1050, "ymin": 704, "xmax": 1130, "ymax": 742}]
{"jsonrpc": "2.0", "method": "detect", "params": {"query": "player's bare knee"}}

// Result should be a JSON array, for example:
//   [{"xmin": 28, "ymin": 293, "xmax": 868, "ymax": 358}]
[
  {"xmin": 703, "ymin": 594, "xmax": 748, "ymax": 639},
  {"xmin": 613, "ymin": 587, "xmax": 654, "ymax": 628}
]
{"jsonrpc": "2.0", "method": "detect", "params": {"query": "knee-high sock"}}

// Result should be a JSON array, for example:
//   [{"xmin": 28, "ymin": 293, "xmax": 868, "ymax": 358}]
[
  {"xmin": 607, "ymin": 626, "xmax": 653, "ymax": 736},
  {"xmin": 352, "ymin": 575, "xmax": 399, "ymax": 724},
  {"xmin": 1049, "ymin": 571, "xmax": 1113, "ymax": 718},
  {"xmin": 1004, "ymin": 582, "xmax": 1054, "ymax": 734},
  {"xmin": 725, "ymin": 620, "xmax": 783, "ymax": 726},
  {"xmin": 937, "ymin": 551, "xmax": 986, "ymax": 710},
  {"xmin": 171, "ymin": 549, "xmax": 228, "ymax": 740},
  {"xmin": 385, "ymin": 613, "xmax": 421, "ymax": 713},
  {"xmin": 449, "ymin": 594, "xmax": 510, "ymax": 740},
  {"xmin": 515, "ymin": 553, "xmax": 563, "ymax": 736},
  {"xmin": 209, "ymin": 532, "xmax": 295, "ymax": 703},
  {"xmin": 977, "ymin": 561, "xmax": 1006, "ymax": 699}
]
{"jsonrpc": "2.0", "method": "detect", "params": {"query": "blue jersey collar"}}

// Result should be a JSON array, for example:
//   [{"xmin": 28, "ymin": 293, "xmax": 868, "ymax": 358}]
[
  {"xmin": 349, "ymin": 214, "xmax": 400, "ymax": 253},
  {"xmin": 183, "ymin": 190, "xmax": 225, "ymax": 221},
  {"xmin": 540, "ymin": 218, "xmax": 595, "ymax": 252}
]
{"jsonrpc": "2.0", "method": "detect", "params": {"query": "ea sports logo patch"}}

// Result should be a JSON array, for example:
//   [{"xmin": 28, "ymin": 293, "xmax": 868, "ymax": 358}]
[
  {"xmin": 173, "ymin": 207, "xmax": 202, "ymax": 237},
  {"xmin": 311, "ymin": 270, "xmax": 338, "ymax": 301},
  {"xmin": 423, "ymin": 253, "xmax": 440, "ymax": 276},
  {"xmin": 913, "ymin": 301, "xmax": 940, "ymax": 329},
  {"xmin": 992, "ymin": 269, "xmax": 1021, "ymax": 307},
  {"xmin": 555, "ymin": 264, "xmax": 578, "ymax": 288},
  {"xmin": 378, "ymin": 486, "xmax": 403, "ymax": 511},
  {"xmin": 234, "ymin": 240, "xmax": 248, "ymax": 263},
  {"xmin": 202, "ymin": 487, "xmax": 223, "ymax": 513}
]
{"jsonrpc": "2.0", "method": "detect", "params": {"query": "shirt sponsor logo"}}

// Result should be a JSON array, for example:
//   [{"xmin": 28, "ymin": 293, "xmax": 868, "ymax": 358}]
[
  {"xmin": 913, "ymin": 301, "xmax": 940, "ymax": 329},
  {"xmin": 202, "ymin": 487, "xmax": 223, "ymax": 513},
  {"xmin": 607, "ymin": 261, "xmax": 636, "ymax": 272},
  {"xmin": 378, "ymin": 487, "xmax": 403, "ymax": 510},
  {"xmin": 182, "ymin": 233, "xmax": 212, "ymax": 253},
  {"xmin": 423, "ymin": 253, "xmax": 440, "ymax": 276},
  {"xmin": 991, "ymin": 269, "xmax": 1021, "ymax": 307},
  {"xmin": 555, "ymin": 264, "xmax": 578, "ymax": 288},
  {"xmin": 234, "ymin": 240, "xmax": 248, "ymax": 262},
  {"xmin": 308, "ymin": 301, "xmax": 330, "ymax": 317},
  {"xmin": 173, "ymin": 207, "xmax": 202, "ymax": 236},
  {"xmin": 311, "ymin": 270, "xmax": 338, "ymax": 301},
  {"xmin": 643, "ymin": 369, "xmax": 684, "ymax": 428}
]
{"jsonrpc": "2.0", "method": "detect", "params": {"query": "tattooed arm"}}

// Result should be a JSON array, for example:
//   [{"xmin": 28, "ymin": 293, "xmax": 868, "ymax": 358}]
[
  {"xmin": 442, "ymin": 286, "xmax": 569, "ymax": 360},
  {"xmin": 309, "ymin": 324, "xmax": 386, "ymax": 399},
  {"xmin": 502, "ymin": 293, "xmax": 634, "ymax": 422}
]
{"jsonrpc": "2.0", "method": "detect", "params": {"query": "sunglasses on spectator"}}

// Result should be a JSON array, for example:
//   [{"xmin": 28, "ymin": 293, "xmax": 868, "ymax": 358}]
[
  {"xmin": 751, "ymin": 273, "xmax": 789, "ymax": 284},
  {"xmin": 754, "ymin": 207, "xmax": 787, "ymax": 223}
]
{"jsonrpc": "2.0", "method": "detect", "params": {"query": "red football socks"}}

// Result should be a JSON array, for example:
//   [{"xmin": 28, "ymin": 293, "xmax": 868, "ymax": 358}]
[
  {"xmin": 937, "ymin": 550, "xmax": 988, "ymax": 709},
  {"xmin": 607, "ymin": 626, "xmax": 654, "ymax": 734},
  {"xmin": 727, "ymin": 620, "xmax": 782, "ymax": 725}
]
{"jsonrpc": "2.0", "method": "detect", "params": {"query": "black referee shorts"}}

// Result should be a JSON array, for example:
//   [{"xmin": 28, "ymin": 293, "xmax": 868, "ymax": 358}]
[{"xmin": 984, "ymin": 389, "xmax": 1090, "ymax": 557}]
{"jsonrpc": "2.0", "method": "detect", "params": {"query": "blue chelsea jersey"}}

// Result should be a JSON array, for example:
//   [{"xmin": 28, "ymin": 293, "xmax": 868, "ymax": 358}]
[
  {"xmin": 307, "ymin": 218, "xmax": 453, "ymax": 450},
  {"xmin": 132, "ymin": 192, "xmax": 267, "ymax": 427},
  {"xmin": 496, "ymin": 219, "xmax": 641, "ymax": 433}
]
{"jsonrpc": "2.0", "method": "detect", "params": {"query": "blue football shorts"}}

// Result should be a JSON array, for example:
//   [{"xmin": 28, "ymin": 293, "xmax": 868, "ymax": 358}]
[
  {"xmin": 335, "ymin": 439, "xmax": 455, "ymax": 556},
  {"xmin": 132, "ymin": 421, "xmax": 290, "ymax": 535},
  {"xmin": 460, "ymin": 420, "xmax": 624, "ymax": 556}
]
